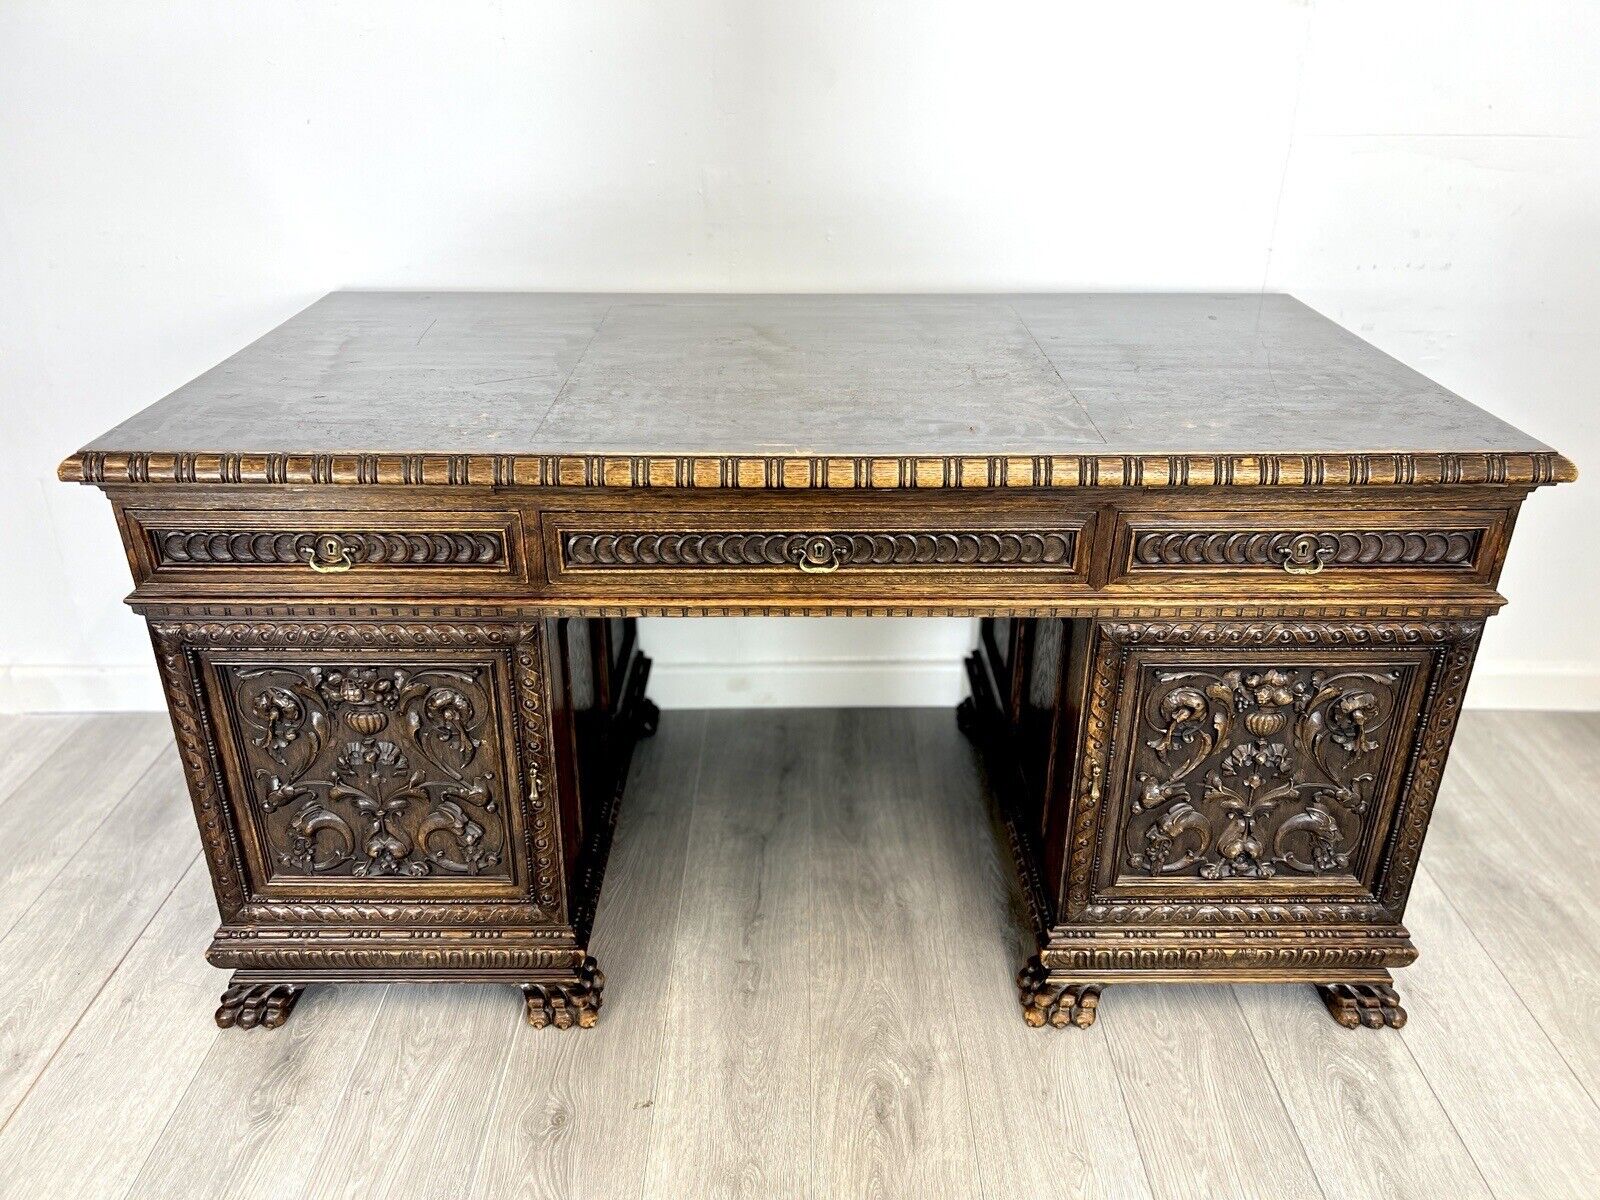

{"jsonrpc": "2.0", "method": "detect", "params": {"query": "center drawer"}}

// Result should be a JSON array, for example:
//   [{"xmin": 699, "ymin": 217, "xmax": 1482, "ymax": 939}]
[{"xmin": 539, "ymin": 506, "xmax": 1094, "ymax": 599}]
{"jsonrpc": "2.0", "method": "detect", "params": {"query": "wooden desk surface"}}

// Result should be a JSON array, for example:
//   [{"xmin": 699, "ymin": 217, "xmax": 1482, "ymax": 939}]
[
  {"xmin": 56, "ymin": 292, "xmax": 1577, "ymax": 1044},
  {"xmin": 64, "ymin": 292, "xmax": 1571, "ymax": 491}
]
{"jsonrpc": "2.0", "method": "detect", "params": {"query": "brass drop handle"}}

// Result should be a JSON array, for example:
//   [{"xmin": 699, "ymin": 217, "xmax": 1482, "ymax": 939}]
[
  {"xmin": 302, "ymin": 536, "xmax": 356, "ymax": 574},
  {"xmin": 792, "ymin": 536, "xmax": 846, "ymax": 575},
  {"xmin": 1277, "ymin": 535, "xmax": 1330, "ymax": 576}
]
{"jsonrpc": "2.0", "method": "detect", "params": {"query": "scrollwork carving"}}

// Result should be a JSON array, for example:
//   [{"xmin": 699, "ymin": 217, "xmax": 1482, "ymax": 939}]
[
  {"xmin": 1125, "ymin": 664, "xmax": 1403, "ymax": 881},
  {"xmin": 224, "ymin": 660, "xmax": 509, "ymax": 882}
]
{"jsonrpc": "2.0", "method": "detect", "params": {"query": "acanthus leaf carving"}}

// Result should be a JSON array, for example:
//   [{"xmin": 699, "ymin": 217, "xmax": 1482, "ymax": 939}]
[
  {"xmin": 227, "ymin": 658, "xmax": 510, "ymax": 883},
  {"xmin": 1126, "ymin": 664, "xmax": 1402, "ymax": 881}
]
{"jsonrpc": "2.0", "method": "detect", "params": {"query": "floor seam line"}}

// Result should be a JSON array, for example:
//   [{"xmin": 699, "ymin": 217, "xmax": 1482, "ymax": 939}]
[
  {"xmin": 1230, "ymin": 984, "xmax": 1332, "ymax": 1200},
  {"xmin": 0, "ymin": 847, "xmax": 201, "ymax": 1143},
  {"xmin": 635, "ymin": 709, "xmax": 711, "ymax": 1200}
]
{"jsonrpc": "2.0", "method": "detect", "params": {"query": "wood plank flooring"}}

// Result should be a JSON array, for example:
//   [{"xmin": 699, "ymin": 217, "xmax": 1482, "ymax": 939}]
[{"xmin": 0, "ymin": 707, "xmax": 1594, "ymax": 1200}]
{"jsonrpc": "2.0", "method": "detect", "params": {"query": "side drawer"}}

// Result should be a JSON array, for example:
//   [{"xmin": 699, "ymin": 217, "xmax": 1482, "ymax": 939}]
[
  {"xmin": 1107, "ymin": 506, "xmax": 1512, "ymax": 590},
  {"xmin": 122, "ymin": 506, "xmax": 534, "ymax": 597},
  {"xmin": 538, "ymin": 506, "xmax": 1095, "ymax": 598}
]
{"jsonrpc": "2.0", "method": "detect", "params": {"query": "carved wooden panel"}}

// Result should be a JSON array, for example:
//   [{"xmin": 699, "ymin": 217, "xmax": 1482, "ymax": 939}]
[
  {"xmin": 560, "ymin": 528, "xmax": 1078, "ymax": 570},
  {"xmin": 1062, "ymin": 620, "xmax": 1482, "ymax": 928},
  {"xmin": 150, "ymin": 621, "xmax": 567, "ymax": 928},
  {"xmin": 151, "ymin": 528, "xmax": 506, "ymax": 568},
  {"xmin": 217, "ymin": 661, "xmax": 513, "ymax": 883},
  {"xmin": 1129, "ymin": 528, "xmax": 1483, "ymax": 571},
  {"xmin": 1120, "ymin": 663, "xmax": 1410, "ymax": 884}
]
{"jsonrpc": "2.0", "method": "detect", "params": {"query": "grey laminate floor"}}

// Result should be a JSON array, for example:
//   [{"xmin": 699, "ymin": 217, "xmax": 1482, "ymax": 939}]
[{"xmin": 0, "ymin": 708, "xmax": 1595, "ymax": 1200}]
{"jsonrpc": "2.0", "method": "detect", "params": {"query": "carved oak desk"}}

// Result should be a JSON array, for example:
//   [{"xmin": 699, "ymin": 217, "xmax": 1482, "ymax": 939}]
[{"xmin": 62, "ymin": 293, "xmax": 1573, "ymax": 1032}]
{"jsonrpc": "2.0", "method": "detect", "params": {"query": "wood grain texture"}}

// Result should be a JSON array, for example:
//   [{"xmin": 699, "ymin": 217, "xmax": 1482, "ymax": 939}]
[
  {"xmin": 0, "ymin": 711, "xmax": 1596, "ymax": 1199},
  {"xmin": 61, "ymin": 292, "xmax": 1572, "ymax": 490},
  {"xmin": 0, "ymin": 715, "xmax": 84, "ymax": 807},
  {"xmin": 638, "ymin": 710, "xmax": 815, "ymax": 1199},
  {"xmin": 0, "ymin": 746, "xmax": 198, "ymax": 1124},
  {"xmin": 1232, "ymin": 983, "xmax": 1491, "ymax": 1200},
  {"xmin": 1098, "ymin": 984, "xmax": 1324, "ymax": 1200},
  {"xmin": 127, "ymin": 985, "xmax": 392, "ymax": 1197},
  {"xmin": 297, "ymin": 985, "xmax": 520, "ymax": 1200},
  {"xmin": 0, "ymin": 714, "xmax": 169, "ymax": 941},
  {"xmin": 1421, "ymin": 712, "xmax": 1600, "ymax": 1094},
  {"xmin": 468, "ymin": 712, "xmax": 707, "ymax": 1200},
  {"xmin": 805, "ymin": 710, "xmax": 983, "ymax": 1199},
  {"xmin": 1394, "ymin": 868, "xmax": 1600, "ymax": 1198},
  {"xmin": 0, "ymin": 857, "xmax": 217, "ymax": 1200},
  {"xmin": 906, "ymin": 711, "xmax": 1153, "ymax": 1200}
]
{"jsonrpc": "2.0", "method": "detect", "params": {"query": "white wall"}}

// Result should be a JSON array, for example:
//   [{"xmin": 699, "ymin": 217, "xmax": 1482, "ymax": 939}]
[{"xmin": 2, "ymin": 1, "xmax": 1595, "ymax": 713}]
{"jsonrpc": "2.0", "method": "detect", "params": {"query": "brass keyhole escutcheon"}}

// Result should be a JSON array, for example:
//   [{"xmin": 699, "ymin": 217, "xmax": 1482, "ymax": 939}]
[
  {"xmin": 793, "ymin": 536, "xmax": 845, "ymax": 575},
  {"xmin": 1278, "ymin": 534, "xmax": 1331, "ymax": 576},
  {"xmin": 303, "ymin": 535, "xmax": 356, "ymax": 574}
]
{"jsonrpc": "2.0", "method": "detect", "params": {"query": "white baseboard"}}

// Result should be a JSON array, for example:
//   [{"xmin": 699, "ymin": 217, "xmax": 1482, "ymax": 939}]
[
  {"xmin": 4, "ymin": 659, "xmax": 1598, "ymax": 714},
  {"xmin": 646, "ymin": 658, "xmax": 969, "ymax": 709},
  {"xmin": 0, "ymin": 664, "xmax": 168, "ymax": 713}
]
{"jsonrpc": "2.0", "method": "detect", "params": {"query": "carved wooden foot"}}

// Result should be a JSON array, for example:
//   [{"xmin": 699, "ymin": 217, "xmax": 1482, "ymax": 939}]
[
  {"xmin": 955, "ymin": 696, "xmax": 978, "ymax": 739},
  {"xmin": 1317, "ymin": 982, "xmax": 1407, "ymax": 1029},
  {"xmin": 522, "ymin": 958, "xmax": 604, "ymax": 1029},
  {"xmin": 632, "ymin": 697, "xmax": 661, "ymax": 738},
  {"xmin": 215, "ymin": 979, "xmax": 304, "ymax": 1030},
  {"xmin": 1018, "ymin": 957, "xmax": 1103, "ymax": 1028}
]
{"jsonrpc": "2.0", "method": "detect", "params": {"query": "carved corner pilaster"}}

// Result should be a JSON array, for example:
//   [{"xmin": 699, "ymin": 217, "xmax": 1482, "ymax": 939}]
[{"xmin": 522, "ymin": 957, "xmax": 604, "ymax": 1029}]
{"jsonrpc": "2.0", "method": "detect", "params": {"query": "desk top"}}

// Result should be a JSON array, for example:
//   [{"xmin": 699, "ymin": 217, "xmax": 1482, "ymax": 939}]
[{"xmin": 63, "ymin": 292, "xmax": 1572, "ymax": 491}]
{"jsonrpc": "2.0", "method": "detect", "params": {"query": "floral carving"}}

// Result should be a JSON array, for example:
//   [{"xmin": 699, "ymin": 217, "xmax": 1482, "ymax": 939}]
[
  {"xmin": 1125, "ymin": 663, "xmax": 1405, "ymax": 881},
  {"xmin": 228, "ymin": 662, "xmax": 507, "ymax": 881}
]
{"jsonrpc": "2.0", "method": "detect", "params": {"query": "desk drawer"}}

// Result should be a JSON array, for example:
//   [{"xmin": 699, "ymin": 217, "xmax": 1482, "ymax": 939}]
[
  {"xmin": 541, "ymin": 509, "xmax": 1093, "ymax": 596},
  {"xmin": 1109, "ymin": 507, "xmax": 1510, "ymax": 589},
  {"xmin": 125, "ymin": 507, "xmax": 532, "ymax": 596}
]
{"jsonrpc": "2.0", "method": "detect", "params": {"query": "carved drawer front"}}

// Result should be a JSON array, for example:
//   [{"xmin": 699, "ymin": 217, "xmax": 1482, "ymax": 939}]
[
  {"xmin": 1063, "ymin": 620, "xmax": 1481, "ymax": 926},
  {"xmin": 125, "ymin": 507, "xmax": 531, "ymax": 596},
  {"xmin": 152, "ymin": 622, "xmax": 567, "ymax": 925},
  {"xmin": 540, "ymin": 508, "xmax": 1093, "ymax": 596},
  {"xmin": 1109, "ymin": 508, "xmax": 1509, "ymax": 589}
]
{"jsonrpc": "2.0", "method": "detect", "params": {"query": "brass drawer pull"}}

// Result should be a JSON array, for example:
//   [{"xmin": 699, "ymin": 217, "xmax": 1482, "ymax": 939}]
[
  {"xmin": 792, "ymin": 536, "xmax": 847, "ymax": 575},
  {"xmin": 302, "ymin": 537, "xmax": 356, "ymax": 574},
  {"xmin": 1277, "ymin": 535, "xmax": 1332, "ymax": 576}
]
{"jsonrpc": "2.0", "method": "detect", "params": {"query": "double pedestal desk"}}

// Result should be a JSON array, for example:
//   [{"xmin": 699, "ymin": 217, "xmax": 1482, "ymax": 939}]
[{"xmin": 62, "ymin": 293, "xmax": 1573, "ymax": 1033}]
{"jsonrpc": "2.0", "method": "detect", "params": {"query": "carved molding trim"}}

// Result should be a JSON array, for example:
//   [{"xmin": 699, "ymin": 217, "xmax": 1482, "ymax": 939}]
[
  {"xmin": 1130, "ymin": 528, "xmax": 1482, "ymax": 570},
  {"xmin": 207, "ymin": 945, "xmax": 587, "ymax": 971},
  {"xmin": 1073, "ymin": 900, "xmax": 1394, "ymax": 924},
  {"xmin": 1101, "ymin": 620, "xmax": 1477, "ymax": 647},
  {"xmin": 151, "ymin": 528, "xmax": 506, "ymax": 568},
  {"xmin": 1376, "ymin": 630, "xmax": 1480, "ymax": 912},
  {"xmin": 1039, "ymin": 945, "xmax": 1415, "ymax": 972},
  {"xmin": 152, "ymin": 630, "xmax": 247, "ymax": 915},
  {"xmin": 133, "ymin": 601, "xmax": 1506, "ymax": 621},
  {"xmin": 62, "ymin": 448, "xmax": 1575, "ymax": 491},
  {"xmin": 561, "ymin": 528, "xmax": 1077, "ymax": 570}
]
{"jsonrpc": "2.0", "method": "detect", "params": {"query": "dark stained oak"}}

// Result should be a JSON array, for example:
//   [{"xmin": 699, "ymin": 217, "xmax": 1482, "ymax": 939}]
[
  {"xmin": 62, "ymin": 292, "xmax": 1572, "ymax": 490},
  {"xmin": 59, "ymin": 292, "xmax": 1573, "ymax": 1042}
]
